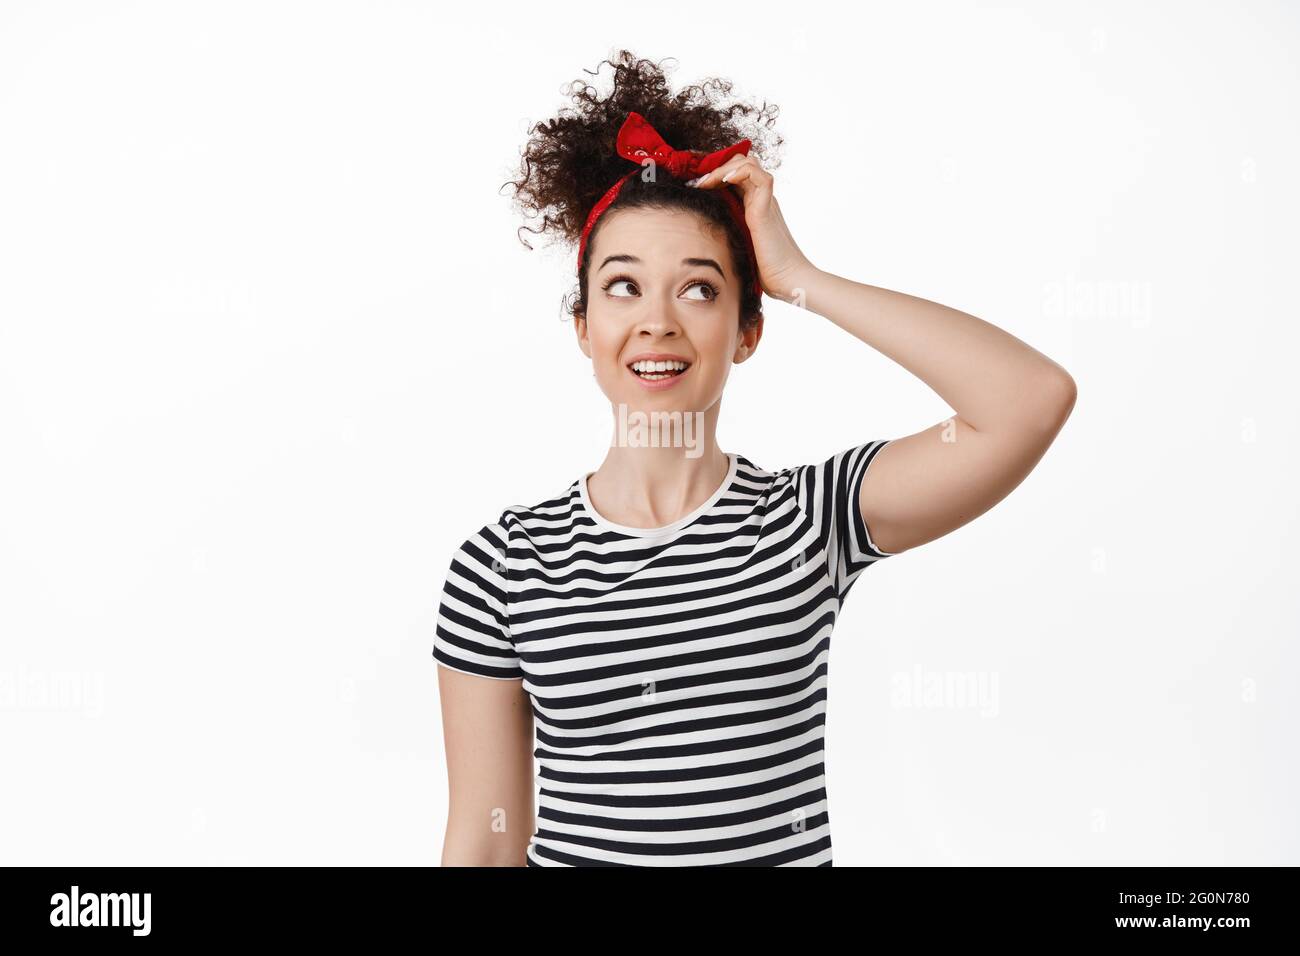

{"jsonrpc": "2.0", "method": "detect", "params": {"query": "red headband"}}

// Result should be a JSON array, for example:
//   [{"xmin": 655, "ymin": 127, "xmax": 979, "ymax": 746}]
[{"xmin": 577, "ymin": 111, "xmax": 762, "ymax": 298}]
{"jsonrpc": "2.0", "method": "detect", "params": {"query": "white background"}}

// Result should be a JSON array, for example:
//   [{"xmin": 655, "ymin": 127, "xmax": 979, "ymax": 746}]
[{"xmin": 1, "ymin": 0, "xmax": 1296, "ymax": 865}]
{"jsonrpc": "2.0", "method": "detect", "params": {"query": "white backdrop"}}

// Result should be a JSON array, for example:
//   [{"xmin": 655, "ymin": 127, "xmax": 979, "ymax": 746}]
[{"xmin": 1, "ymin": 0, "xmax": 1295, "ymax": 865}]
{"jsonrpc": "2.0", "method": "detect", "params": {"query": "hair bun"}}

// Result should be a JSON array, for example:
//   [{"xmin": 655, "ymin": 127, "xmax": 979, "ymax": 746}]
[{"xmin": 503, "ymin": 49, "xmax": 783, "ymax": 253}]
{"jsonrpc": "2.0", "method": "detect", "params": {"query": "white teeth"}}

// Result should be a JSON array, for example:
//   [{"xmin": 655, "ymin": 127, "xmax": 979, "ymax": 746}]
[{"xmin": 631, "ymin": 359, "xmax": 688, "ymax": 373}]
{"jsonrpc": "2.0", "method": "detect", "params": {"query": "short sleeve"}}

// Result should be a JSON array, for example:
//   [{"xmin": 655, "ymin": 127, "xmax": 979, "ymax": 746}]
[
  {"xmin": 787, "ymin": 440, "xmax": 896, "ymax": 603},
  {"xmin": 433, "ymin": 518, "xmax": 522, "ymax": 680}
]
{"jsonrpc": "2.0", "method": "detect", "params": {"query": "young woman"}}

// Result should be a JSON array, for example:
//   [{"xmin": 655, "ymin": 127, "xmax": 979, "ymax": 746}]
[{"xmin": 433, "ymin": 51, "xmax": 1076, "ymax": 867}]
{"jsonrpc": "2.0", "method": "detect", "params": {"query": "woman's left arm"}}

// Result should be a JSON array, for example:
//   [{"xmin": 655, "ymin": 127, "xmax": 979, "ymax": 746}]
[
  {"xmin": 778, "ymin": 266, "xmax": 1077, "ymax": 556},
  {"xmin": 690, "ymin": 156, "xmax": 1078, "ymax": 556}
]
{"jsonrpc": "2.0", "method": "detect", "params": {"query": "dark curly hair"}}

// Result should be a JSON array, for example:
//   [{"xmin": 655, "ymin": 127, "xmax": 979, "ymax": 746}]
[{"xmin": 502, "ymin": 50, "xmax": 783, "ymax": 331}]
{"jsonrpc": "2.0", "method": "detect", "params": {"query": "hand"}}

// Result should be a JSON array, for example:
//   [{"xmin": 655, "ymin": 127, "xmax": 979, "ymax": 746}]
[{"xmin": 686, "ymin": 156, "xmax": 816, "ymax": 302}]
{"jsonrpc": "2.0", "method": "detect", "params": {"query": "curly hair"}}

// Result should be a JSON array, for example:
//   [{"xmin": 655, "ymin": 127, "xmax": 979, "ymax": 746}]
[{"xmin": 502, "ymin": 50, "xmax": 783, "ymax": 331}]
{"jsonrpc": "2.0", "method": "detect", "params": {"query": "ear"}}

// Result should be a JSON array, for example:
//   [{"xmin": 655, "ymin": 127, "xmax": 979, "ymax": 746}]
[
  {"xmin": 732, "ymin": 313, "xmax": 764, "ymax": 363},
  {"xmin": 574, "ymin": 311, "xmax": 592, "ymax": 360}
]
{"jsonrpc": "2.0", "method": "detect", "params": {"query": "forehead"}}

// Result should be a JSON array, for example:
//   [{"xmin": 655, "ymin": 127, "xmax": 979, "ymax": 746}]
[{"xmin": 590, "ymin": 206, "xmax": 731, "ymax": 265}]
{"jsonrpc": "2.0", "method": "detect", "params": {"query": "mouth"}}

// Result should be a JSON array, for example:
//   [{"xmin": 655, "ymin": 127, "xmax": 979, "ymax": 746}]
[{"xmin": 627, "ymin": 359, "xmax": 692, "ymax": 387}]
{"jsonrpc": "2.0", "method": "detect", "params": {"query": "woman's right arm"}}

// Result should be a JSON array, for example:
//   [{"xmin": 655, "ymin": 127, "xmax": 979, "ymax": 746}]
[{"xmin": 437, "ymin": 664, "xmax": 535, "ymax": 866}]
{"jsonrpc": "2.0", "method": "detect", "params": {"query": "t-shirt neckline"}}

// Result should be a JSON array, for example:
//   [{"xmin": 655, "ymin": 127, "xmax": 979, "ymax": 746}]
[{"xmin": 579, "ymin": 453, "xmax": 738, "ymax": 537}]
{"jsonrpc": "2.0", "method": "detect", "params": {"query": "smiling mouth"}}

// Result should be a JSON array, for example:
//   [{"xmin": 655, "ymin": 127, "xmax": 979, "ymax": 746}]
[{"xmin": 628, "ymin": 361, "xmax": 692, "ymax": 382}]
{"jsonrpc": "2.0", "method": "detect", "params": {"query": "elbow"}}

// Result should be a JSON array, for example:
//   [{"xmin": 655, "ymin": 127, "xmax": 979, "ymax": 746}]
[
  {"xmin": 1047, "ymin": 368, "xmax": 1077, "ymax": 415},
  {"xmin": 1039, "ymin": 369, "xmax": 1077, "ymax": 433},
  {"xmin": 441, "ymin": 840, "xmax": 529, "ymax": 867},
  {"xmin": 1017, "ymin": 368, "xmax": 1077, "ymax": 438},
  {"xmin": 440, "ymin": 815, "xmax": 531, "ymax": 867}
]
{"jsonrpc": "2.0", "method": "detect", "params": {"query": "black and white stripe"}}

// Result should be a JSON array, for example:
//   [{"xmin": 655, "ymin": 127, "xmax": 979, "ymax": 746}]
[{"xmin": 434, "ymin": 440, "xmax": 896, "ymax": 866}]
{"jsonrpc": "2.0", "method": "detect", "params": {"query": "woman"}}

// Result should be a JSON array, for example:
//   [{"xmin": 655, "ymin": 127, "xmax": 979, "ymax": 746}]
[{"xmin": 433, "ymin": 51, "xmax": 1076, "ymax": 866}]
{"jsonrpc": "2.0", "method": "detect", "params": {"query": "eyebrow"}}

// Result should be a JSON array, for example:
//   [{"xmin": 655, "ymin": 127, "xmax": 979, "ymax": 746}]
[{"xmin": 596, "ymin": 254, "xmax": 727, "ymax": 280}]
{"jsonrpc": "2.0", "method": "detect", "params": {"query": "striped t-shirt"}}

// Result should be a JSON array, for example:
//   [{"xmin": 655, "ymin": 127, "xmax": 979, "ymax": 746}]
[{"xmin": 433, "ymin": 440, "xmax": 896, "ymax": 866}]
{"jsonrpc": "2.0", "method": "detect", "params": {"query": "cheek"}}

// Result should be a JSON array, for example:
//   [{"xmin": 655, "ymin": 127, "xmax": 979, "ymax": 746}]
[
  {"xmin": 589, "ymin": 324, "xmax": 626, "ymax": 364},
  {"xmin": 693, "ymin": 324, "xmax": 740, "ymax": 364}
]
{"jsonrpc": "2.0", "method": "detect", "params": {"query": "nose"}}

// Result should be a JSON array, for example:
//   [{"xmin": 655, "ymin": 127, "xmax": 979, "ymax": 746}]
[{"xmin": 632, "ymin": 291, "xmax": 684, "ymax": 338}]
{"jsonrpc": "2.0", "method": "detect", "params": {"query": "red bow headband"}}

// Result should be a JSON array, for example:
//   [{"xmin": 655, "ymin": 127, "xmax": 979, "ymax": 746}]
[{"xmin": 577, "ymin": 111, "xmax": 762, "ymax": 298}]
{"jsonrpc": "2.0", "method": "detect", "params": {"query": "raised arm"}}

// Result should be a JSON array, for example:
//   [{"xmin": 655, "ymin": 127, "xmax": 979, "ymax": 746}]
[
  {"xmin": 437, "ymin": 666, "xmax": 535, "ymax": 866},
  {"xmin": 787, "ymin": 267, "xmax": 1077, "ymax": 556},
  {"xmin": 686, "ymin": 154, "xmax": 1077, "ymax": 557}
]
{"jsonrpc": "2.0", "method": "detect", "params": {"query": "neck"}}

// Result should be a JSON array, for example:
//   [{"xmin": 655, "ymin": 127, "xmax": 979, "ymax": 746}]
[{"xmin": 585, "ymin": 412, "xmax": 729, "ymax": 529}]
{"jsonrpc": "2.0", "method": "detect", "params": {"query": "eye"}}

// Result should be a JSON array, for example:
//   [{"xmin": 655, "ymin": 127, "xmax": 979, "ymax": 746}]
[
  {"xmin": 603, "ymin": 276, "xmax": 638, "ymax": 297},
  {"xmin": 682, "ymin": 280, "xmax": 719, "ymax": 301},
  {"xmin": 599, "ymin": 275, "xmax": 720, "ymax": 301}
]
